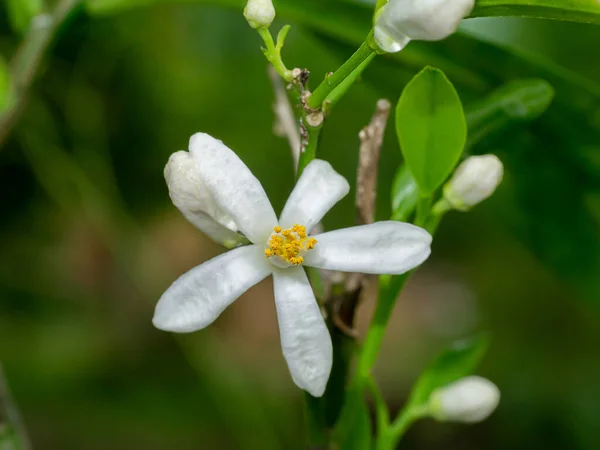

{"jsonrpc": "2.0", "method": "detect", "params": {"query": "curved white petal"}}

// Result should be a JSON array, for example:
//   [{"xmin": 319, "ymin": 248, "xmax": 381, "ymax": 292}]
[
  {"xmin": 279, "ymin": 160, "xmax": 350, "ymax": 232},
  {"xmin": 273, "ymin": 267, "xmax": 332, "ymax": 397},
  {"xmin": 153, "ymin": 245, "xmax": 272, "ymax": 332},
  {"xmin": 189, "ymin": 133, "xmax": 278, "ymax": 244},
  {"xmin": 304, "ymin": 221, "xmax": 432, "ymax": 274},
  {"xmin": 165, "ymin": 151, "xmax": 247, "ymax": 247}
]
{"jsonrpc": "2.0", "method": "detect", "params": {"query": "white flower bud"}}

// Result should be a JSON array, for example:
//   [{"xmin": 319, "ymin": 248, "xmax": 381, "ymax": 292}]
[
  {"xmin": 443, "ymin": 154, "xmax": 504, "ymax": 211},
  {"xmin": 244, "ymin": 0, "xmax": 276, "ymax": 29},
  {"xmin": 165, "ymin": 151, "xmax": 246, "ymax": 247},
  {"xmin": 429, "ymin": 376, "xmax": 500, "ymax": 423},
  {"xmin": 374, "ymin": 0, "xmax": 475, "ymax": 53}
]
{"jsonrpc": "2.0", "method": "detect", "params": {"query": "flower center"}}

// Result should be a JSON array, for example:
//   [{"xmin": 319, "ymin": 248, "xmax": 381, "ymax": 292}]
[{"xmin": 264, "ymin": 225, "xmax": 317, "ymax": 267}]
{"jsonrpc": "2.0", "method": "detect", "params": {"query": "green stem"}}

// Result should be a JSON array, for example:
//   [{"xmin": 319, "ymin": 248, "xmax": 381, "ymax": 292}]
[
  {"xmin": 323, "ymin": 52, "xmax": 376, "ymax": 113},
  {"xmin": 425, "ymin": 198, "xmax": 452, "ymax": 234},
  {"xmin": 375, "ymin": 0, "xmax": 389, "ymax": 14},
  {"xmin": 366, "ymin": 374, "xmax": 390, "ymax": 433},
  {"xmin": 297, "ymin": 122, "xmax": 323, "ymax": 178},
  {"xmin": 357, "ymin": 274, "xmax": 409, "ymax": 379},
  {"xmin": 307, "ymin": 36, "xmax": 376, "ymax": 110},
  {"xmin": 257, "ymin": 27, "xmax": 292, "ymax": 81},
  {"xmin": 415, "ymin": 195, "xmax": 432, "ymax": 227},
  {"xmin": 0, "ymin": 0, "xmax": 82, "ymax": 146}
]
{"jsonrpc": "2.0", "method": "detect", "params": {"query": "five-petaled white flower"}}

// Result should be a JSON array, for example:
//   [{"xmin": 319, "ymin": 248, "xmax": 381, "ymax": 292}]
[{"xmin": 153, "ymin": 133, "xmax": 432, "ymax": 397}]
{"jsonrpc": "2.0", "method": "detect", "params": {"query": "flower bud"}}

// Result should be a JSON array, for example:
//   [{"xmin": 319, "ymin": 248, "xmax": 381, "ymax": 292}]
[
  {"xmin": 443, "ymin": 155, "xmax": 503, "ymax": 211},
  {"xmin": 165, "ymin": 151, "xmax": 246, "ymax": 248},
  {"xmin": 374, "ymin": 0, "xmax": 475, "ymax": 53},
  {"xmin": 244, "ymin": 0, "xmax": 276, "ymax": 29},
  {"xmin": 429, "ymin": 376, "xmax": 500, "ymax": 423}
]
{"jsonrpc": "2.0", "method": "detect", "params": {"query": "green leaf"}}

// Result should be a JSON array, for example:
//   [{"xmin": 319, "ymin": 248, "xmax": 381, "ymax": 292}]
[
  {"xmin": 407, "ymin": 335, "xmax": 490, "ymax": 408},
  {"xmin": 465, "ymin": 79, "xmax": 555, "ymax": 151},
  {"xmin": 6, "ymin": 0, "xmax": 44, "ymax": 34},
  {"xmin": 396, "ymin": 66, "xmax": 467, "ymax": 196},
  {"xmin": 471, "ymin": 0, "xmax": 600, "ymax": 24},
  {"xmin": 390, "ymin": 166, "xmax": 418, "ymax": 222}
]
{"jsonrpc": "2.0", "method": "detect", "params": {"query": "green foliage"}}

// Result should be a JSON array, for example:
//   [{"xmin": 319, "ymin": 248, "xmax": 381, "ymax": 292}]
[
  {"xmin": 471, "ymin": 0, "xmax": 600, "ymax": 24},
  {"xmin": 466, "ymin": 79, "xmax": 555, "ymax": 150},
  {"xmin": 406, "ymin": 335, "xmax": 490, "ymax": 409},
  {"xmin": 5, "ymin": 0, "xmax": 44, "ymax": 34},
  {"xmin": 395, "ymin": 67, "xmax": 466, "ymax": 196}
]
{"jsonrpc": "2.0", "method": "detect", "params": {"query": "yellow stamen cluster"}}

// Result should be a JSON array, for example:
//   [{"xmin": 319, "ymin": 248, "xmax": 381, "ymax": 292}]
[{"xmin": 265, "ymin": 224, "xmax": 317, "ymax": 266}]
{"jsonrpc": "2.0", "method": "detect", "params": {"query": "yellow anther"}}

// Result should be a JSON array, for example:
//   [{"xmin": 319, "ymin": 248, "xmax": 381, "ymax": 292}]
[
  {"xmin": 306, "ymin": 238, "xmax": 317, "ymax": 250},
  {"xmin": 264, "ymin": 224, "xmax": 317, "ymax": 266}
]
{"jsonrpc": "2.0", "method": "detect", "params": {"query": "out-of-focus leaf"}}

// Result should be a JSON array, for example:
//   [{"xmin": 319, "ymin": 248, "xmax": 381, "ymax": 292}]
[
  {"xmin": 471, "ymin": 0, "xmax": 600, "ymax": 24},
  {"xmin": 6, "ymin": 0, "xmax": 44, "ymax": 34},
  {"xmin": 396, "ymin": 66, "xmax": 466, "ymax": 196},
  {"xmin": 390, "ymin": 165, "xmax": 418, "ymax": 221},
  {"xmin": 407, "ymin": 335, "xmax": 490, "ymax": 408},
  {"xmin": 465, "ymin": 78, "xmax": 555, "ymax": 150}
]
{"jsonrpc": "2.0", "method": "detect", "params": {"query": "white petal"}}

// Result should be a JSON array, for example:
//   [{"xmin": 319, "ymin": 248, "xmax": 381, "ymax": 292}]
[
  {"xmin": 279, "ymin": 159, "xmax": 350, "ymax": 232},
  {"xmin": 304, "ymin": 221, "xmax": 432, "ymax": 274},
  {"xmin": 153, "ymin": 245, "xmax": 272, "ymax": 332},
  {"xmin": 273, "ymin": 267, "xmax": 332, "ymax": 397},
  {"xmin": 165, "ymin": 151, "xmax": 247, "ymax": 247},
  {"xmin": 189, "ymin": 133, "xmax": 278, "ymax": 244}
]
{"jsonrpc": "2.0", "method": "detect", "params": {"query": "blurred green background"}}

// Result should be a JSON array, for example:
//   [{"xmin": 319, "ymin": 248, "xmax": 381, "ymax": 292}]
[{"xmin": 1, "ymin": 0, "xmax": 600, "ymax": 449}]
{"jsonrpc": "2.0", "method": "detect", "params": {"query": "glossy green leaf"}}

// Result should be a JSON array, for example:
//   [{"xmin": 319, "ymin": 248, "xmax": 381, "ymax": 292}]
[
  {"xmin": 407, "ymin": 335, "xmax": 490, "ymax": 408},
  {"xmin": 396, "ymin": 66, "xmax": 467, "ymax": 196},
  {"xmin": 471, "ymin": 0, "xmax": 600, "ymax": 24}
]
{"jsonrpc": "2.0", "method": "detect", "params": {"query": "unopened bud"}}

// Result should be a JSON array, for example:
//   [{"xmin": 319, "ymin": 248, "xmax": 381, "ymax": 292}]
[
  {"xmin": 443, "ymin": 155, "xmax": 503, "ymax": 211},
  {"xmin": 374, "ymin": 0, "xmax": 475, "ymax": 53},
  {"xmin": 244, "ymin": 0, "xmax": 276, "ymax": 29},
  {"xmin": 429, "ymin": 376, "xmax": 500, "ymax": 423},
  {"xmin": 165, "ymin": 150, "xmax": 245, "ymax": 247}
]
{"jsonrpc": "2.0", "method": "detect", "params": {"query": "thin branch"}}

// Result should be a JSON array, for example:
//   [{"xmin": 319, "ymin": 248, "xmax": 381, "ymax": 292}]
[
  {"xmin": 0, "ymin": 363, "xmax": 31, "ymax": 450},
  {"xmin": 0, "ymin": 0, "xmax": 82, "ymax": 147},
  {"xmin": 268, "ymin": 66, "xmax": 301, "ymax": 170},
  {"xmin": 330, "ymin": 99, "xmax": 392, "ymax": 336},
  {"xmin": 356, "ymin": 99, "xmax": 391, "ymax": 225}
]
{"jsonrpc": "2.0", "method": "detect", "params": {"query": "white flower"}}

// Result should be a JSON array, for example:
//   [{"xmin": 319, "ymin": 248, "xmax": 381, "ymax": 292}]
[
  {"xmin": 443, "ymin": 154, "xmax": 504, "ymax": 211},
  {"xmin": 374, "ymin": 0, "xmax": 475, "ymax": 53},
  {"xmin": 154, "ymin": 133, "xmax": 432, "ymax": 397},
  {"xmin": 429, "ymin": 376, "xmax": 500, "ymax": 423},
  {"xmin": 244, "ymin": 0, "xmax": 276, "ymax": 29}
]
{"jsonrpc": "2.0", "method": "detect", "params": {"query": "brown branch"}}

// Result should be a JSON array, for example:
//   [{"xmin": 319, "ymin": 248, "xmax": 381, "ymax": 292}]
[
  {"xmin": 330, "ymin": 99, "xmax": 392, "ymax": 337},
  {"xmin": 268, "ymin": 66, "xmax": 301, "ymax": 170},
  {"xmin": 356, "ymin": 99, "xmax": 391, "ymax": 225}
]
